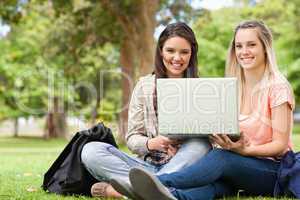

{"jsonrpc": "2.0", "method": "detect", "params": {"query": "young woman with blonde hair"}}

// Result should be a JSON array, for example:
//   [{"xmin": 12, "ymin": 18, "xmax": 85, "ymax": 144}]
[{"xmin": 127, "ymin": 20, "xmax": 295, "ymax": 200}]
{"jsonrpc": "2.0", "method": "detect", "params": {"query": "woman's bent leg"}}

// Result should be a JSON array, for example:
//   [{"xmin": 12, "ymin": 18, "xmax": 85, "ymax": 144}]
[
  {"xmin": 81, "ymin": 142, "xmax": 156, "ymax": 183},
  {"xmin": 159, "ymin": 149, "xmax": 279, "ymax": 196},
  {"xmin": 159, "ymin": 148, "xmax": 229, "ymax": 188},
  {"xmin": 157, "ymin": 138, "xmax": 211, "ymax": 175},
  {"xmin": 172, "ymin": 181, "xmax": 234, "ymax": 200}
]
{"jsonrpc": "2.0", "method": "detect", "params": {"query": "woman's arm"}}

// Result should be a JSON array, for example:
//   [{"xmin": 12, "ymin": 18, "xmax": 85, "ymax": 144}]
[
  {"xmin": 212, "ymin": 103, "xmax": 293, "ymax": 157},
  {"xmin": 126, "ymin": 76, "xmax": 178, "ymax": 155},
  {"xmin": 126, "ymin": 79, "xmax": 150, "ymax": 156},
  {"xmin": 244, "ymin": 102, "xmax": 292, "ymax": 157}
]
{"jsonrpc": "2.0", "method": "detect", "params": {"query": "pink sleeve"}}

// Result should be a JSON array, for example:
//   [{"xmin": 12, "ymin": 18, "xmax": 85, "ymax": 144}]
[{"xmin": 270, "ymin": 83, "xmax": 294, "ymax": 110}]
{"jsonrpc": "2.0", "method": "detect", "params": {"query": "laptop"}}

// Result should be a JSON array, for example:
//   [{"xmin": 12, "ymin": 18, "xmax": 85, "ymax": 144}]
[{"xmin": 156, "ymin": 78, "xmax": 239, "ymax": 138}]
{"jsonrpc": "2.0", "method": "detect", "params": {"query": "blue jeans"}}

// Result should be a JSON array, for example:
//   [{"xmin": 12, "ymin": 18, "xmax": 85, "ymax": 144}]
[
  {"xmin": 158, "ymin": 148, "xmax": 280, "ymax": 200},
  {"xmin": 81, "ymin": 138, "xmax": 211, "ymax": 184}
]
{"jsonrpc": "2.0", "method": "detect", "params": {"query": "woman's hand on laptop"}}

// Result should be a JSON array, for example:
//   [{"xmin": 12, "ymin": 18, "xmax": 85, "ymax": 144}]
[
  {"xmin": 147, "ymin": 135, "xmax": 174, "ymax": 152},
  {"xmin": 210, "ymin": 132, "xmax": 251, "ymax": 155},
  {"xmin": 167, "ymin": 143, "xmax": 180, "ymax": 156}
]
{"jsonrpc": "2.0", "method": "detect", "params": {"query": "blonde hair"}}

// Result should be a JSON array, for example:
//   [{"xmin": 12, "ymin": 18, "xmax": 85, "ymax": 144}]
[{"xmin": 225, "ymin": 20, "xmax": 281, "ymax": 109}]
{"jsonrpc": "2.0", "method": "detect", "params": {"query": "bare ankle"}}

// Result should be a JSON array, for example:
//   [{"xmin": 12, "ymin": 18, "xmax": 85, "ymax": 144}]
[{"xmin": 106, "ymin": 184, "xmax": 123, "ymax": 198}]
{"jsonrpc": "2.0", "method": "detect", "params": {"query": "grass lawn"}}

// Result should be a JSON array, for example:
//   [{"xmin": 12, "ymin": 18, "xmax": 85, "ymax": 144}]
[
  {"xmin": 293, "ymin": 123, "xmax": 300, "ymax": 134},
  {"xmin": 1, "ymin": 130, "xmax": 300, "ymax": 200}
]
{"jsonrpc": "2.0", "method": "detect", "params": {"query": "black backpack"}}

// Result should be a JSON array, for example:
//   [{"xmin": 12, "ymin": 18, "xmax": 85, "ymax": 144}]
[{"xmin": 42, "ymin": 122, "xmax": 118, "ymax": 196}]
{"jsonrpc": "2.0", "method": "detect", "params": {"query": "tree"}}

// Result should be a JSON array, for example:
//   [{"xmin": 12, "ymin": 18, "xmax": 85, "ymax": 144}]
[
  {"xmin": 92, "ymin": 0, "xmax": 198, "ymax": 138},
  {"xmin": 242, "ymin": 0, "xmax": 300, "ymax": 104},
  {"xmin": 0, "ymin": 0, "xmax": 21, "ymax": 24},
  {"xmin": 194, "ymin": 8, "xmax": 240, "ymax": 77},
  {"xmin": 0, "ymin": 1, "xmax": 51, "ymax": 136},
  {"xmin": 50, "ymin": 0, "xmax": 197, "ymax": 140},
  {"xmin": 1, "ymin": 0, "xmax": 199, "ymax": 140},
  {"xmin": 193, "ymin": 0, "xmax": 300, "ymax": 104},
  {"xmin": 98, "ymin": 0, "xmax": 158, "ymax": 137}
]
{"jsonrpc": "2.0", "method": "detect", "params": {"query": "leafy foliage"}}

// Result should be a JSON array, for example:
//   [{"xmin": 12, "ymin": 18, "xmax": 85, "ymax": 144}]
[
  {"xmin": 0, "ymin": 0, "xmax": 299, "ymax": 125},
  {"xmin": 0, "ymin": 1, "xmax": 122, "ymax": 122},
  {"xmin": 194, "ymin": 0, "xmax": 300, "ymax": 103},
  {"xmin": 0, "ymin": 0, "xmax": 22, "ymax": 23}
]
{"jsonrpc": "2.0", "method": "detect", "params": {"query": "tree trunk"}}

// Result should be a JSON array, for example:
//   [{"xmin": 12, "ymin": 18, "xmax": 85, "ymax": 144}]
[
  {"xmin": 118, "ymin": 36, "xmax": 136, "ymax": 141},
  {"xmin": 91, "ymin": 91, "xmax": 101, "ymax": 125},
  {"xmin": 119, "ymin": 1, "xmax": 158, "ymax": 141},
  {"xmin": 135, "ymin": 1, "xmax": 157, "ymax": 77},
  {"xmin": 13, "ymin": 117, "xmax": 19, "ymax": 137},
  {"xmin": 99, "ymin": 0, "xmax": 158, "ymax": 141},
  {"xmin": 44, "ymin": 97, "xmax": 67, "ymax": 139}
]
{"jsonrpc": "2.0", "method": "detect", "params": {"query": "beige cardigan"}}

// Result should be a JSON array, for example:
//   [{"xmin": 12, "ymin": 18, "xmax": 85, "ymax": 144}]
[{"xmin": 126, "ymin": 74, "xmax": 159, "ymax": 157}]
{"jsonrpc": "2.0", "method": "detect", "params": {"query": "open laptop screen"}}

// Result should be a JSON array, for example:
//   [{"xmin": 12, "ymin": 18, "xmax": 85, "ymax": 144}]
[{"xmin": 157, "ymin": 78, "xmax": 239, "ymax": 137}]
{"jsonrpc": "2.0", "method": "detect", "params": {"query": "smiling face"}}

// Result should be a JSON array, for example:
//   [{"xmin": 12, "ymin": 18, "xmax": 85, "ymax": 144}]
[
  {"xmin": 235, "ymin": 28, "xmax": 266, "ymax": 71},
  {"xmin": 161, "ymin": 36, "xmax": 192, "ymax": 78}
]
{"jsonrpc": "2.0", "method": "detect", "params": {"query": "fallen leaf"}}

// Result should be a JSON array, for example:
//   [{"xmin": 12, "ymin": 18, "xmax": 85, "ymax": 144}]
[
  {"xmin": 23, "ymin": 173, "xmax": 32, "ymax": 177},
  {"xmin": 26, "ymin": 186, "xmax": 38, "ymax": 192}
]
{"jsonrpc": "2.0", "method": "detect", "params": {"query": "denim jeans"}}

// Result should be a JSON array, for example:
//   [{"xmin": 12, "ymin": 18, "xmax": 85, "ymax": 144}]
[
  {"xmin": 158, "ymin": 148, "xmax": 280, "ymax": 200},
  {"xmin": 81, "ymin": 138, "xmax": 211, "ymax": 184}
]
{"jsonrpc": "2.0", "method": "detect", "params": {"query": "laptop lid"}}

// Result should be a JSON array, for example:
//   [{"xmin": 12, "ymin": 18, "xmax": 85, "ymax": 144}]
[{"xmin": 157, "ymin": 78, "xmax": 239, "ymax": 137}]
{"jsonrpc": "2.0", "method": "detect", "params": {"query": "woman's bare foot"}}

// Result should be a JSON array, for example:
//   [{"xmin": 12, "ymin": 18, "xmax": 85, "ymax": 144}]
[{"xmin": 91, "ymin": 182, "xmax": 123, "ymax": 198}]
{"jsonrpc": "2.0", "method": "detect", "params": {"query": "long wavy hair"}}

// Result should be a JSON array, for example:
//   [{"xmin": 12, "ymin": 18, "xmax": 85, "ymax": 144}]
[
  {"xmin": 154, "ymin": 22, "xmax": 199, "ymax": 78},
  {"xmin": 153, "ymin": 22, "xmax": 199, "ymax": 116},
  {"xmin": 225, "ymin": 20, "xmax": 281, "ymax": 109}
]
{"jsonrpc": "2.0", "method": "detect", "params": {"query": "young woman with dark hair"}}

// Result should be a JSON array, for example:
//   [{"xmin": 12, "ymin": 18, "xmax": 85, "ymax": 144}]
[{"xmin": 80, "ymin": 22, "xmax": 211, "ymax": 199}]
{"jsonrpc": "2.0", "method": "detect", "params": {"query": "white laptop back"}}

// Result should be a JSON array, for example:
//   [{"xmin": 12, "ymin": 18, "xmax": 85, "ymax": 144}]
[{"xmin": 157, "ymin": 78, "xmax": 239, "ymax": 138}]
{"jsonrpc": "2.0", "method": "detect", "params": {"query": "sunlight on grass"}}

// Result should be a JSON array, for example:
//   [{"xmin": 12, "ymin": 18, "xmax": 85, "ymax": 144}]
[
  {"xmin": 0, "ymin": 135, "xmax": 299, "ymax": 200},
  {"xmin": 293, "ymin": 123, "xmax": 300, "ymax": 135}
]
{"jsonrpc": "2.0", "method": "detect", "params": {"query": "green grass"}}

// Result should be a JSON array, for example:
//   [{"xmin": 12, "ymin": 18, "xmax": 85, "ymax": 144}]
[
  {"xmin": 293, "ymin": 123, "xmax": 300, "ymax": 134},
  {"xmin": 0, "ymin": 135, "xmax": 299, "ymax": 200}
]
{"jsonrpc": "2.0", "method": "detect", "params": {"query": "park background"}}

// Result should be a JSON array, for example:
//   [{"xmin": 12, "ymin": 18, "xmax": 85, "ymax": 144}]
[{"xmin": 0, "ymin": 0, "xmax": 300, "ymax": 199}]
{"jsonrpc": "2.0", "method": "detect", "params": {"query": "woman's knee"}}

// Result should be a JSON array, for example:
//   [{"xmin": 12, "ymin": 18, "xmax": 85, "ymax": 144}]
[
  {"xmin": 208, "ymin": 148, "xmax": 240, "ymax": 167},
  {"xmin": 210, "ymin": 148, "xmax": 232, "ymax": 157},
  {"xmin": 183, "ymin": 138, "xmax": 212, "ymax": 154},
  {"xmin": 81, "ymin": 142, "xmax": 113, "ymax": 166}
]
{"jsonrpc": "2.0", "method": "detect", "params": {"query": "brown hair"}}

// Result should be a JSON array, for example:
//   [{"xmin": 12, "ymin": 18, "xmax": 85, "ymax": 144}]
[
  {"xmin": 154, "ymin": 22, "xmax": 199, "ymax": 78},
  {"xmin": 153, "ymin": 22, "xmax": 199, "ymax": 116}
]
